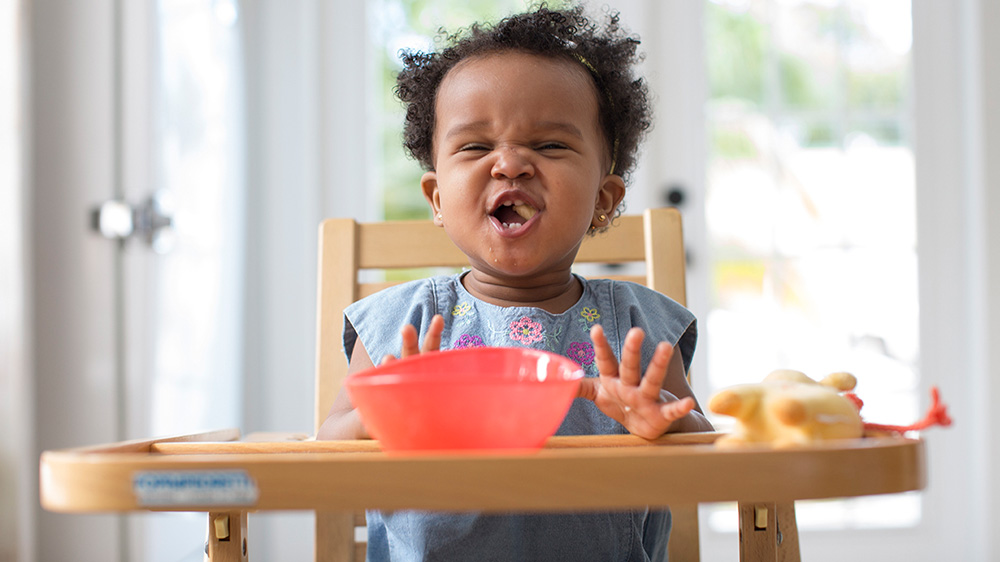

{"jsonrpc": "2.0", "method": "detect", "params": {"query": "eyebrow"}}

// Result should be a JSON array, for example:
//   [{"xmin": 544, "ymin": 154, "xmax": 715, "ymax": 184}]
[{"xmin": 442, "ymin": 121, "xmax": 586, "ymax": 141}]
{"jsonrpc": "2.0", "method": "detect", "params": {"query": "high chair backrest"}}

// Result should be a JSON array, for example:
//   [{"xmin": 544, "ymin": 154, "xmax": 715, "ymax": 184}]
[{"xmin": 313, "ymin": 207, "xmax": 696, "ymax": 562}]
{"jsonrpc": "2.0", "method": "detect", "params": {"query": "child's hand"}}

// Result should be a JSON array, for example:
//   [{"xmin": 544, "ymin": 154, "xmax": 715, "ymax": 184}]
[
  {"xmin": 582, "ymin": 324, "xmax": 696, "ymax": 439},
  {"xmin": 379, "ymin": 314, "xmax": 445, "ymax": 364},
  {"xmin": 318, "ymin": 315, "xmax": 446, "ymax": 441}
]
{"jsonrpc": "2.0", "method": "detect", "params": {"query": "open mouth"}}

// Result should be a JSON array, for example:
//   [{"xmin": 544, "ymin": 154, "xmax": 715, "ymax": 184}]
[{"xmin": 492, "ymin": 200, "xmax": 537, "ymax": 230}]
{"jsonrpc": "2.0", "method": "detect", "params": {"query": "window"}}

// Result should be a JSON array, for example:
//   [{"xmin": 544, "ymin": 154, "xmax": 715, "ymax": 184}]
[{"xmin": 705, "ymin": 0, "xmax": 919, "ymax": 531}]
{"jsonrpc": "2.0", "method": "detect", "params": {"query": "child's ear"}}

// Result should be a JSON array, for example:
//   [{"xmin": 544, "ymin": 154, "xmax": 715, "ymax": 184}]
[
  {"xmin": 593, "ymin": 174, "xmax": 626, "ymax": 227},
  {"xmin": 421, "ymin": 171, "xmax": 444, "ymax": 226}
]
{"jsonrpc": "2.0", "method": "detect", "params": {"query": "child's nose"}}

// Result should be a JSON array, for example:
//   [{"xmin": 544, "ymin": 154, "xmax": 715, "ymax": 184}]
[{"xmin": 490, "ymin": 146, "xmax": 534, "ymax": 180}]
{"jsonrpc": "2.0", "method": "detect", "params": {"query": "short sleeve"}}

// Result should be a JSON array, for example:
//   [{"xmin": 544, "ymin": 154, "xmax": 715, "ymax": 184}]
[
  {"xmin": 608, "ymin": 281, "xmax": 697, "ymax": 374},
  {"xmin": 342, "ymin": 278, "xmax": 441, "ymax": 365}
]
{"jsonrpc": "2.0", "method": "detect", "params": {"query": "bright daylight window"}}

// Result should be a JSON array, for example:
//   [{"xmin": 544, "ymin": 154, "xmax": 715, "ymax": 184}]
[
  {"xmin": 152, "ymin": 0, "xmax": 244, "ymax": 436},
  {"xmin": 705, "ymin": 0, "xmax": 920, "ymax": 531}
]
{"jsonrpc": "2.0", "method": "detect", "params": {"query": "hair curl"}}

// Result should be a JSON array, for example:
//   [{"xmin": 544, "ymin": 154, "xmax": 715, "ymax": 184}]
[{"xmin": 395, "ymin": 3, "xmax": 652, "ymax": 185}]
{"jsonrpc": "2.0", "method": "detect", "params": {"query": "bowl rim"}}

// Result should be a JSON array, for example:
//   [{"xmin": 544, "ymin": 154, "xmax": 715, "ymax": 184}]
[
  {"xmin": 348, "ymin": 371, "xmax": 584, "ymax": 387},
  {"xmin": 344, "ymin": 346, "xmax": 584, "ymax": 387}
]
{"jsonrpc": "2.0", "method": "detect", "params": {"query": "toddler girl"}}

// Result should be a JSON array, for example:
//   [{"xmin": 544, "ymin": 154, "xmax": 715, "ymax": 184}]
[{"xmin": 319, "ymin": 4, "xmax": 713, "ymax": 560}]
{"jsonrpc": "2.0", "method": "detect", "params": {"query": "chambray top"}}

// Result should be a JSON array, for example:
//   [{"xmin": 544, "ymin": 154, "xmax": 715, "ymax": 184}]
[{"xmin": 343, "ymin": 273, "xmax": 696, "ymax": 562}]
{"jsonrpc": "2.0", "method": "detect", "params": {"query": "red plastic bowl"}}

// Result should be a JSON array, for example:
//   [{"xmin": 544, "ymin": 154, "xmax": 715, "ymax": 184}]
[{"xmin": 345, "ymin": 347, "xmax": 584, "ymax": 451}]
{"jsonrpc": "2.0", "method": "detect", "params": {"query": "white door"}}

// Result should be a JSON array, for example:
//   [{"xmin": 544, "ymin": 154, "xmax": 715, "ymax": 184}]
[{"xmin": 31, "ymin": 1, "xmax": 245, "ymax": 560}]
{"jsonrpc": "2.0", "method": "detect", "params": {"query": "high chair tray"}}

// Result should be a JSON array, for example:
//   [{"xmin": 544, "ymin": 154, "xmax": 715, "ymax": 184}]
[{"xmin": 40, "ymin": 429, "xmax": 924, "ymax": 513}]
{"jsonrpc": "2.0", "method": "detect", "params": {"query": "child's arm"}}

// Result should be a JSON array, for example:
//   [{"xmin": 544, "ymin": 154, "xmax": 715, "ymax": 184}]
[
  {"xmin": 316, "ymin": 315, "xmax": 445, "ymax": 440},
  {"xmin": 585, "ymin": 325, "xmax": 714, "ymax": 439},
  {"xmin": 315, "ymin": 339, "xmax": 375, "ymax": 440}
]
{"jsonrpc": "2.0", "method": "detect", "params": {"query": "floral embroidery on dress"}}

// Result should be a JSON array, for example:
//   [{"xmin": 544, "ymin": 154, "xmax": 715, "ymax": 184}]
[
  {"xmin": 451, "ymin": 302, "xmax": 472, "ymax": 317},
  {"xmin": 509, "ymin": 316, "xmax": 544, "ymax": 345},
  {"xmin": 576, "ymin": 306, "xmax": 603, "ymax": 333},
  {"xmin": 541, "ymin": 324, "xmax": 565, "ymax": 352},
  {"xmin": 454, "ymin": 333, "xmax": 485, "ymax": 349},
  {"xmin": 566, "ymin": 341, "xmax": 595, "ymax": 366}
]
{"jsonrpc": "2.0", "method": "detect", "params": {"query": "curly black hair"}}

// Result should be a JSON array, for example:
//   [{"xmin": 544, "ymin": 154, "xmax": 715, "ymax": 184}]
[{"xmin": 395, "ymin": 3, "xmax": 651, "ymax": 185}]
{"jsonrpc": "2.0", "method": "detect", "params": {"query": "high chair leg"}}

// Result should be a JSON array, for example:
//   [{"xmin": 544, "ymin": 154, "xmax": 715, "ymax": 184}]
[
  {"xmin": 316, "ymin": 511, "xmax": 359, "ymax": 562},
  {"xmin": 738, "ymin": 502, "xmax": 800, "ymax": 562},
  {"xmin": 668, "ymin": 503, "xmax": 700, "ymax": 561},
  {"xmin": 205, "ymin": 511, "xmax": 248, "ymax": 562}
]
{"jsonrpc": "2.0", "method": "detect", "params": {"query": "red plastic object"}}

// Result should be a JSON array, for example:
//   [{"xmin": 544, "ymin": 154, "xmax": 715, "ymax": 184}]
[{"xmin": 345, "ymin": 347, "xmax": 584, "ymax": 451}]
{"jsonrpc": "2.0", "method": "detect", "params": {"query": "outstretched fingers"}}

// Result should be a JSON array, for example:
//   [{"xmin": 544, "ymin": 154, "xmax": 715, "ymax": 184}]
[
  {"xmin": 589, "ymin": 324, "xmax": 620, "ymax": 378},
  {"xmin": 617, "ymin": 328, "xmax": 645, "ymax": 387},
  {"xmin": 638, "ymin": 342, "xmax": 674, "ymax": 399},
  {"xmin": 399, "ymin": 324, "xmax": 420, "ymax": 358},
  {"xmin": 586, "ymin": 323, "xmax": 693, "ymax": 437},
  {"xmin": 660, "ymin": 396, "xmax": 695, "ymax": 422},
  {"xmin": 422, "ymin": 314, "xmax": 444, "ymax": 352},
  {"xmin": 399, "ymin": 314, "xmax": 445, "ymax": 359}
]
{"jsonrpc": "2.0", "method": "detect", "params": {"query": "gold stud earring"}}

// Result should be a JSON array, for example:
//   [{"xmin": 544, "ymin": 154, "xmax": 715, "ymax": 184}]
[{"xmin": 598, "ymin": 214, "xmax": 607, "ymax": 222}]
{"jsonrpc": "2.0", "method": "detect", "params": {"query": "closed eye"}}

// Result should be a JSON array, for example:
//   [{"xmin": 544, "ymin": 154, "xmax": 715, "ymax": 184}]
[
  {"xmin": 537, "ymin": 142, "xmax": 569, "ymax": 151},
  {"xmin": 459, "ymin": 143, "xmax": 490, "ymax": 152}
]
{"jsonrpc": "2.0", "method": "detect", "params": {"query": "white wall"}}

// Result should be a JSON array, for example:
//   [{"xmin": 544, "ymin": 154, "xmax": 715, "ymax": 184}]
[
  {"xmin": 983, "ymin": 0, "xmax": 1000, "ymax": 553},
  {"xmin": 240, "ymin": 1, "xmax": 371, "ymax": 559},
  {"xmin": 912, "ymin": 0, "xmax": 998, "ymax": 558},
  {"xmin": 969, "ymin": 0, "xmax": 1000, "ymax": 554}
]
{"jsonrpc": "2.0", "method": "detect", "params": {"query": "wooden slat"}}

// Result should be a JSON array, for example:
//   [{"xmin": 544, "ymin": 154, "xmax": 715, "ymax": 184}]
[
  {"xmin": 359, "ymin": 274, "xmax": 648, "ymax": 300},
  {"xmin": 52, "ymin": 428, "xmax": 241, "ymax": 455},
  {"xmin": 357, "ymin": 221, "xmax": 468, "ymax": 269},
  {"xmin": 669, "ymin": 504, "xmax": 701, "ymax": 562},
  {"xmin": 644, "ymin": 207, "xmax": 686, "ymax": 306},
  {"xmin": 577, "ymin": 214, "xmax": 646, "ymax": 263},
  {"xmin": 316, "ymin": 219, "xmax": 359, "ymax": 432},
  {"xmin": 352, "ymin": 214, "xmax": 652, "ymax": 271},
  {"xmin": 152, "ymin": 440, "xmax": 383, "ymax": 455},
  {"xmin": 150, "ymin": 432, "xmax": 722, "ymax": 455},
  {"xmin": 358, "ymin": 281, "xmax": 402, "ymax": 300},
  {"xmin": 316, "ymin": 511, "xmax": 356, "ymax": 562}
]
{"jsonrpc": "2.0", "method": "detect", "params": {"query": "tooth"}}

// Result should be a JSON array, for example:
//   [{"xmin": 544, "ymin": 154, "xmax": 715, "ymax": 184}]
[{"xmin": 513, "ymin": 204, "xmax": 537, "ymax": 220}]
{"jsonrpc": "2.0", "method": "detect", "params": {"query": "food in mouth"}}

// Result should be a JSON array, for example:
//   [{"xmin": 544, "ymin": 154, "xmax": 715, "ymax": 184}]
[{"xmin": 492, "ymin": 200, "xmax": 537, "ymax": 229}]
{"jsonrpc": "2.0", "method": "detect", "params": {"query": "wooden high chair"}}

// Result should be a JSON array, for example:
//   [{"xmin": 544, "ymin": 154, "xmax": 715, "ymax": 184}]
[
  {"xmin": 314, "ymin": 207, "xmax": 701, "ymax": 561},
  {"xmin": 39, "ymin": 207, "xmax": 927, "ymax": 562}
]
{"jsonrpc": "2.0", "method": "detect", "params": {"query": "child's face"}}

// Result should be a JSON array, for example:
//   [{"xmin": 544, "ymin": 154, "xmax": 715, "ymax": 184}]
[{"xmin": 421, "ymin": 51, "xmax": 625, "ymax": 282}]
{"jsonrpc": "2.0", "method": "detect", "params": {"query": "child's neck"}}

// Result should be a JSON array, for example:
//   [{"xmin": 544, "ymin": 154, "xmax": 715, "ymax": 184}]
[{"xmin": 461, "ymin": 270, "xmax": 583, "ymax": 314}]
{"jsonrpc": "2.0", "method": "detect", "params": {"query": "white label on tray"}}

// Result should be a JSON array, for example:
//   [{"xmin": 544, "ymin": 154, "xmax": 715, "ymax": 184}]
[{"xmin": 132, "ymin": 470, "xmax": 259, "ymax": 507}]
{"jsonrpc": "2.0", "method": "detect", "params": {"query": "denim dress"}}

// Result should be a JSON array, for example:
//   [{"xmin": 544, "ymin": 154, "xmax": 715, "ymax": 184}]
[{"xmin": 343, "ymin": 273, "xmax": 697, "ymax": 562}]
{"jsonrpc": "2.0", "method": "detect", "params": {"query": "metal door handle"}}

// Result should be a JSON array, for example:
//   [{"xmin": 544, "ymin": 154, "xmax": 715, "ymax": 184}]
[{"xmin": 91, "ymin": 189, "xmax": 175, "ymax": 253}]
